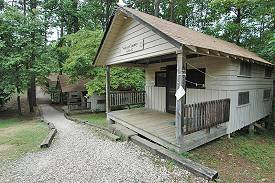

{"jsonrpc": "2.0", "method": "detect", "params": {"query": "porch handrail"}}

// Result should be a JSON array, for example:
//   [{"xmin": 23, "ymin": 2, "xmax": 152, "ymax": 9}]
[
  {"xmin": 184, "ymin": 98, "xmax": 230, "ymax": 135},
  {"xmin": 110, "ymin": 91, "xmax": 145, "ymax": 107}
]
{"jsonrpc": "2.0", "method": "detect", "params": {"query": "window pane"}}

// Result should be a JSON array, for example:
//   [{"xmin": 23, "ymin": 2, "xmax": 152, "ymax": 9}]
[
  {"xmin": 240, "ymin": 62, "xmax": 251, "ymax": 76},
  {"xmin": 263, "ymin": 89, "xmax": 271, "ymax": 99},
  {"xmin": 186, "ymin": 68, "xmax": 205, "ymax": 89},
  {"xmin": 238, "ymin": 92, "xmax": 249, "ymax": 105},
  {"xmin": 97, "ymin": 99, "xmax": 105, "ymax": 104},
  {"xmin": 155, "ymin": 71, "xmax": 166, "ymax": 87},
  {"xmin": 265, "ymin": 67, "xmax": 272, "ymax": 78}
]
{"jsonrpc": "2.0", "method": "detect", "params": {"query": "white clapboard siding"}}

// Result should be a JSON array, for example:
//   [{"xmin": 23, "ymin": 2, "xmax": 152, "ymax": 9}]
[
  {"xmin": 87, "ymin": 94, "xmax": 106, "ymax": 112},
  {"xmin": 144, "ymin": 55, "xmax": 273, "ymax": 134},
  {"xmin": 103, "ymin": 19, "xmax": 178, "ymax": 65},
  {"xmin": 145, "ymin": 86, "xmax": 166, "ymax": 112}
]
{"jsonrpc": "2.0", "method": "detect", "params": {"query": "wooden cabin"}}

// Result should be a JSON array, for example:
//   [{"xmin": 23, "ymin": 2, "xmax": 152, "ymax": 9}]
[
  {"xmin": 93, "ymin": 6, "xmax": 273, "ymax": 152},
  {"xmin": 57, "ymin": 74, "xmax": 89, "ymax": 110},
  {"xmin": 57, "ymin": 74, "xmax": 106, "ymax": 112},
  {"xmin": 46, "ymin": 73, "xmax": 59, "ymax": 103}
]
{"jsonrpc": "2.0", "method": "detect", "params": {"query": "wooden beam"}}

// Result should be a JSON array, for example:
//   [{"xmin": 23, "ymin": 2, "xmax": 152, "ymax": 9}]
[
  {"xmin": 106, "ymin": 65, "xmax": 111, "ymax": 114},
  {"xmin": 175, "ymin": 48, "xmax": 186, "ymax": 146},
  {"xmin": 116, "ymin": 63, "xmax": 148, "ymax": 68},
  {"xmin": 197, "ymin": 47, "xmax": 210, "ymax": 54},
  {"xmin": 209, "ymin": 50, "xmax": 220, "ymax": 56}
]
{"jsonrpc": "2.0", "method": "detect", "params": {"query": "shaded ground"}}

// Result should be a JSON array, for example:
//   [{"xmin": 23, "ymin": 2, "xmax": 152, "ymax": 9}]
[
  {"xmin": 0, "ymin": 87, "xmax": 50, "ymax": 167},
  {"xmin": 182, "ymin": 127, "xmax": 275, "ymax": 183},
  {"xmin": 0, "ymin": 117, "xmax": 49, "ymax": 166}
]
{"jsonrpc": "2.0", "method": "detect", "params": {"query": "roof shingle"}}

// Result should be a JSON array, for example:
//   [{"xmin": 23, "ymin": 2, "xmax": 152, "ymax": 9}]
[{"xmin": 122, "ymin": 7, "xmax": 271, "ymax": 65}]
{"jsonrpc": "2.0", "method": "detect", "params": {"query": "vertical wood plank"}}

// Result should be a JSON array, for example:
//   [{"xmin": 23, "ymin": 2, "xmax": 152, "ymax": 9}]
[
  {"xmin": 175, "ymin": 49, "xmax": 186, "ymax": 146},
  {"xmin": 106, "ymin": 65, "xmax": 112, "ymax": 124}
]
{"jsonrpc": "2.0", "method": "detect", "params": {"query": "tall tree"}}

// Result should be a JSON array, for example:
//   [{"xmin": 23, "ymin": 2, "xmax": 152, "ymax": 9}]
[{"xmin": 154, "ymin": 0, "xmax": 160, "ymax": 17}]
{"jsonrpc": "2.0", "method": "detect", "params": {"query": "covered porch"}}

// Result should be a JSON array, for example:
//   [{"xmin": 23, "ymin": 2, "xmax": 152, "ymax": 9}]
[{"xmin": 108, "ymin": 96, "xmax": 230, "ymax": 152}]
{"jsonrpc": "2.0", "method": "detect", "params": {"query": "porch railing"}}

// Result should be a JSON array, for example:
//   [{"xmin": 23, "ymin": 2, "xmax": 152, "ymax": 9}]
[
  {"xmin": 184, "ymin": 98, "xmax": 230, "ymax": 135},
  {"xmin": 110, "ymin": 91, "xmax": 145, "ymax": 107},
  {"xmin": 68, "ymin": 102, "xmax": 91, "ymax": 111}
]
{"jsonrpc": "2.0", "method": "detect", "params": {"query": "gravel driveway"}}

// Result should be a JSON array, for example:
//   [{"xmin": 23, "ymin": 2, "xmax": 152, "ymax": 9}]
[{"xmin": 0, "ymin": 104, "xmax": 206, "ymax": 183}]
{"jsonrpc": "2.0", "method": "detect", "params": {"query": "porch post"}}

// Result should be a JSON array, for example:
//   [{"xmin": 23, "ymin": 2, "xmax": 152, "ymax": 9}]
[
  {"xmin": 175, "ymin": 49, "xmax": 186, "ymax": 146},
  {"xmin": 106, "ymin": 65, "xmax": 113, "ymax": 125},
  {"xmin": 106, "ymin": 65, "xmax": 111, "ymax": 113}
]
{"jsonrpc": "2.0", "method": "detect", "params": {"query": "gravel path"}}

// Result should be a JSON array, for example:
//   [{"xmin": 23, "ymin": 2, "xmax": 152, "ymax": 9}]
[{"xmin": 0, "ymin": 104, "xmax": 206, "ymax": 183}]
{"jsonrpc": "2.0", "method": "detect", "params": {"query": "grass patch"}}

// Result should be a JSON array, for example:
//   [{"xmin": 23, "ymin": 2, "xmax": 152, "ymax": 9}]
[
  {"xmin": 0, "ymin": 118, "xmax": 20, "ymax": 128},
  {"xmin": 0, "ymin": 117, "xmax": 49, "ymax": 166},
  {"xmin": 72, "ymin": 112, "xmax": 107, "ymax": 127},
  {"xmin": 182, "ymin": 126, "xmax": 275, "ymax": 182}
]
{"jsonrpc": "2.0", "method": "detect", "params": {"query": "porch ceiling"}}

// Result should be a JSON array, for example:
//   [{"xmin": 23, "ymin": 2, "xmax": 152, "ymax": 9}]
[{"xmin": 115, "ymin": 53, "xmax": 206, "ymax": 68}]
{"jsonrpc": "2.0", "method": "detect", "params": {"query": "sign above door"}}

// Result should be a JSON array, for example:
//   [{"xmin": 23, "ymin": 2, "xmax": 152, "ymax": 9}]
[{"xmin": 119, "ymin": 39, "xmax": 144, "ymax": 56}]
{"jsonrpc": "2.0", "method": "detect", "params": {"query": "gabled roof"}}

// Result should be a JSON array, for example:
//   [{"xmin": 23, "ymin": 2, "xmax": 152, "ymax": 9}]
[
  {"xmin": 94, "ymin": 6, "xmax": 272, "ymax": 66},
  {"xmin": 58, "ymin": 75, "xmax": 87, "ymax": 93}
]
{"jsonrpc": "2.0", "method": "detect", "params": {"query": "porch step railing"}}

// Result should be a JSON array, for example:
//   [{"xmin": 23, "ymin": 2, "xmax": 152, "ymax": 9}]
[
  {"xmin": 110, "ymin": 91, "xmax": 145, "ymax": 107},
  {"xmin": 184, "ymin": 98, "xmax": 230, "ymax": 135},
  {"xmin": 68, "ymin": 102, "xmax": 91, "ymax": 111}
]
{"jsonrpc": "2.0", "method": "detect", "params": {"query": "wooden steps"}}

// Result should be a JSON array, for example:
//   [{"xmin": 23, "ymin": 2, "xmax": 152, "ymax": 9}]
[{"xmin": 110, "ymin": 123, "xmax": 138, "ymax": 140}]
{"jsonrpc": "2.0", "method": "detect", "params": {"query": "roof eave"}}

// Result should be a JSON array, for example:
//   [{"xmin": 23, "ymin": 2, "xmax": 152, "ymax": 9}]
[{"xmin": 93, "ymin": 7, "xmax": 118, "ymax": 66}]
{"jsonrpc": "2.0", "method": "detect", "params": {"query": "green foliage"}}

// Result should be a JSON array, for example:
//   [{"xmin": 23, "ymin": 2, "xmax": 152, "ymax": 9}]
[
  {"xmin": 61, "ymin": 29, "xmax": 103, "ymax": 79},
  {"xmin": 60, "ymin": 29, "xmax": 145, "ymax": 95},
  {"xmin": 0, "ymin": 7, "xmax": 30, "ymax": 103},
  {"xmin": 0, "ymin": 4, "xmax": 59, "ymax": 109}
]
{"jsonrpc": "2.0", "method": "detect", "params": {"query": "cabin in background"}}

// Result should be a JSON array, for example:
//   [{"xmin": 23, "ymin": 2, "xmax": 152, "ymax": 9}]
[
  {"xmin": 46, "ymin": 73, "xmax": 59, "ymax": 103},
  {"xmin": 93, "ymin": 6, "xmax": 273, "ymax": 152},
  {"xmin": 56, "ymin": 74, "xmax": 106, "ymax": 112},
  {"xmin": 57, "ymin": 74, "xmax": 88, "ymax": 110}
]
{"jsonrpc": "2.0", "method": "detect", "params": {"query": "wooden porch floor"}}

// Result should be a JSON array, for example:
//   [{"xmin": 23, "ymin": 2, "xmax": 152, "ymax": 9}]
[
  {"xmin": 108, "ymin": 108, "xmax": 178, "ymax": 150},
  {"xmin": 108, "ymin": 108, "xmax": 227, "ymax": 152}
]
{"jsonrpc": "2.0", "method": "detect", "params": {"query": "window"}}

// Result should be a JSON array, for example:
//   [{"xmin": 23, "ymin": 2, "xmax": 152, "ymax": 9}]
[
  {"xmin": 240, "ymin": 62, "xmax": 251, "ymax": 76},
  {"xmin": 155, "ymin": 71, "xmax": 166, "ymax": 87},
  {"xmin": 97, "ymin": 99, "xmax": 105, "ymax": 104},
  {"xmin": 186, "ymin": 68, "xmax": 206, "ymax": 89},
  {"xmin": 238, "ymin": 91, "xmax": 249, "ymax": 106},
  {"xmin": 264, "ymin": 67, "xmax": 272, "ymax": 78},
  {"xmin": 263, "ymin": 89, "xmax": 271, "ymax": 100}
]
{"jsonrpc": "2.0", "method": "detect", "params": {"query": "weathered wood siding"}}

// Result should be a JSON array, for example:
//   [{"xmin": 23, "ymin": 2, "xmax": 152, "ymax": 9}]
[
  {"xmin": 145, "ymin": 56, "xmax": 273, "ymax": 133},
  {"xmin": 103, "ymin": 18, "xmax": 178, "ymax": 65},
  {"xmin": 227, "ymin": 60, "xmax": 273, "ymax": 133},
  {"xmin": 87, "ymin": 94, "xmax": 106, "ymax": 112}
]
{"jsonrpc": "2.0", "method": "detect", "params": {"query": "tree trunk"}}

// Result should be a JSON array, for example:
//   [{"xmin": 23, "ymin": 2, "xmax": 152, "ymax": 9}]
[
  {"xmin": 31, "ymin": 74, "xmax": 36, "ymax": 106},
  {"xmin": 234, "ymin": 8, "xmax": 242, "ymax": 45},
  {"xmin": 28, "ymin": 0, "xmax": 37, "ymax": 112},
  {"xmin": 154, "ymin": 0, "xmax": 160, "ymax": 17},
  {"xmin": 105, "ymin": 0, "xmax": 111, "ymax": 29},
  {"xmin": 169, "ymin": 0, "xmax": 175, "ymax": 22},
  {"xmin": 17, "ymin": 95, "xmax": 22, "ymax": 115},
  {"xmin": 72, "ymin": 0, "xmax": 79, "ymax": 33},
  {"xmin": 15, "ymin": 66, "xmax": 22, "ymax": 115},
  {"xmin": 23, "ymin": 0, "xmax": 26, "ymax": 16}
]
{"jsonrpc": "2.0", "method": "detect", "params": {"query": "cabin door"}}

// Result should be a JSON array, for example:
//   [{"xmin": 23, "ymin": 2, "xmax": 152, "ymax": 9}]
[{"xmin": 166, "ymin": 65, "xmax": 177, "ymax": 114}]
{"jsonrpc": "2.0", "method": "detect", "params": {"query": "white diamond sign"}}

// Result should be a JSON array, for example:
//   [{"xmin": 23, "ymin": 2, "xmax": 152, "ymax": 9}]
[{"xmin": 175, "ymin": 86, "xmax": 185, "ymax": 100}]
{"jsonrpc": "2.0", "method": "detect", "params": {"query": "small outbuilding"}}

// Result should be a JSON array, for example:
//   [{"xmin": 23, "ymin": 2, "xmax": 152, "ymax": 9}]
[
  {"xmin": 56, "ymin": 74, "xmax": 106, "ymax": 112},
  {"xmin": 93, "ymin": 6, "xmax": 273, "ymax": 152},
  {"xmin": 46, "ymin": 73, "xmax": 59, "ymax": 103}
]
